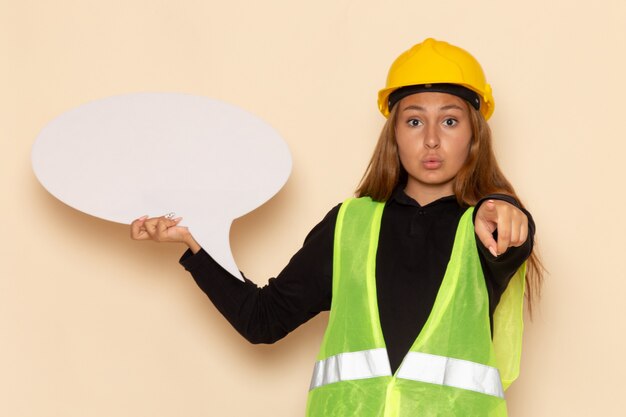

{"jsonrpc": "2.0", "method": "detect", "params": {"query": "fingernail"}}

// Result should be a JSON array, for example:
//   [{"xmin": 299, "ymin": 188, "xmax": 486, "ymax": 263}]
[
  {"xmin": 173, "ymin": 217, "xmax": 183, "ymax": 222},
  {"xmin": 489, "ymin": 246, "xmax": 498, "ymax": 257},
  {"xmin": 139, "ymin": 215, "xmax": 148, "ymax": 220}
]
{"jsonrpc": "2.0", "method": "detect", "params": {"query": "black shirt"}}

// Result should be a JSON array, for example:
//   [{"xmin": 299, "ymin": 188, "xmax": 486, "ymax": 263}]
[{"xmin": 180, "ymin": 189, "xmax": 534, "ymax": 373}]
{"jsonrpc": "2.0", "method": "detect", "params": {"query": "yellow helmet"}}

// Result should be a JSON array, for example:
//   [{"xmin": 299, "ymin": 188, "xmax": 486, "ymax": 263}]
[{"xmin": 377, "ymin": 38, "xmax": 495, "ymax": 120}]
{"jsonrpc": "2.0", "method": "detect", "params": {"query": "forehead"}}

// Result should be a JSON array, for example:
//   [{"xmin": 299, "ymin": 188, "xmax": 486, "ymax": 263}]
[{"xmin": 399, "ymin": 92, "xmax": 468, "ymax": 111}]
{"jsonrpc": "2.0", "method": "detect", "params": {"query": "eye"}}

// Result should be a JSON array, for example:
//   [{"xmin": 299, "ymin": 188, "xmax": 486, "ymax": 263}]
[
  {"xmin": 407, "ymin": 118, "xmax": 422, "ymax": 127},
  {"xmin": 443, "ymin": 118, "xmax": 458, "ymax": 127}
]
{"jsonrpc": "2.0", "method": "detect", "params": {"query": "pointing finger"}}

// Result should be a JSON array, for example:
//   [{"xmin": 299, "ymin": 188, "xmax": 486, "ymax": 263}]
[{"xmin": 474, "ymin": 217, "xmax": 498, "ymax": 257}]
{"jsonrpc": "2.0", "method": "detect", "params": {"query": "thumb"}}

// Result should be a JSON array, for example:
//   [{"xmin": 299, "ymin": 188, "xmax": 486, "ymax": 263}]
[
  {"xmin": 157, "ymin": 216, "xmax": 182, "ymax": 233},
  {"xmin": 478, "ymin": 200, "xmax": 498, "ymax": 222}
]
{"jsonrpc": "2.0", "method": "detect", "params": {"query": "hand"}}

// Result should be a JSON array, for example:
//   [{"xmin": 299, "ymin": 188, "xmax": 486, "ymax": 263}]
[
  {"xmin": 130, "ymin": 215, "xmax": 201, "ymax": 253},
  {"xmin": 474, "ymin": 200, "xmax": 528, "ymax": 257}
]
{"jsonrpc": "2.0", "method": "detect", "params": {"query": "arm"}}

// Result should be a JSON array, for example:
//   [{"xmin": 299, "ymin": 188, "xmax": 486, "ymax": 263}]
[{"xmin": 131, "ymin": 206, "xmax": 339, "ymax": 344}]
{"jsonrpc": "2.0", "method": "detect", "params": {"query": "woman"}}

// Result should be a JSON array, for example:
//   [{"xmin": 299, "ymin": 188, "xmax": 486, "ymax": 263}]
[{"xmin": 131, "ymin": 38, "xmax": 542, "ymax": 416}]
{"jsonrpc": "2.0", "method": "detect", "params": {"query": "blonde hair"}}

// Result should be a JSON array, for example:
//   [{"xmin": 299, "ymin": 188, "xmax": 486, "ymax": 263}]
[{"xmin": 356, "ymin": 102, "xmax": 544, "ymax": 312}]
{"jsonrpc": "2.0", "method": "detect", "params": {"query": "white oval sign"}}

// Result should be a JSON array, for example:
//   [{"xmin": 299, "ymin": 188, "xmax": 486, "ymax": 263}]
[{"xmin": 32, "ymin": 93, "xmax": 292, "ymax": 280}]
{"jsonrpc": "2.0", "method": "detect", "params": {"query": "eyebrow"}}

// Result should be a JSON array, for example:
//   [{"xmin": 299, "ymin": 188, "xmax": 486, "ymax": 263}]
[{"xmin": 401, "ymin": 104, "xmax": 466, "ymax": 112}]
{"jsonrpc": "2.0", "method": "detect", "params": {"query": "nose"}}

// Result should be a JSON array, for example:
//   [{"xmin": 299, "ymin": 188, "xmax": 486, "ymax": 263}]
[{"xmin": 424, "ymin": 124, "xmax": 440, "ymax": 149}]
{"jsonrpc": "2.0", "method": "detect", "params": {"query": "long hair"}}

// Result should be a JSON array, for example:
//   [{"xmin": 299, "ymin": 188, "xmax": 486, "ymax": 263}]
[{"xmin": 356, "ymin": 103, "xmax": 544, "ymax": 313}]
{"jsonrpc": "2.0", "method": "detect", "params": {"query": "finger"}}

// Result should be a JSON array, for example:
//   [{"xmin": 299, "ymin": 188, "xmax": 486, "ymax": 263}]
[
  {"xmin": 475, "ymin": 219, "xmax": 498, "ymax": 257},
  {"xmin": 156, "ymin": 218, "xmax": 170, "ymax": 240},
  {"xmin": 130, "ymin": 215, "xmax": 149, "ymax": 240},
  {"xmin": 155, "ymin": 217, "xmax": 181, "ymax": 241},
  {"xmin": 504, "ymin": 207, "xmax": 528, "ymax": 247},
  {"xmin": 519, "ymin": 221, "xmax": 529, "ymax": 246},
  {"xmin": 485, "ymin": 201, "xmax": 517, "ymax": 255},
  {"xmin": 512, "ymin": 217, "xmax": 529, "ymax": 247},
  {"xmin": 142, "ymin": 217, "xmax": 160, "ymax": 238},
  {"xmin": 496, "ymin": 215, "xmax": 512, "ymax": 256},
  {"xmin": 475, "ymin": 201, "xmax": 499, "ymax": 256},
  {"xmin": 508, "ymin": 216, "xmax": 521, "ymax": 247}
]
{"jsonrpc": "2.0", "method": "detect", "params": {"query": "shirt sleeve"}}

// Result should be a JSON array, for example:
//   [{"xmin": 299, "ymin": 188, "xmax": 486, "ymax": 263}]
[
  {"xmin": 473, "ymin": 194, "xmax": 535, "ymax": 313},
  {"xmin": 179, "ymin": 204, "xmax": 340, "ymax": 344}
]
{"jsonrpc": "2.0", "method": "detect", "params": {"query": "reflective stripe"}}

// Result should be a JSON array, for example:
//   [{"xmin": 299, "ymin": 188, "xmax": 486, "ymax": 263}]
[
  {"xmin": 310, "ymin": 349, "xmax": 504, "ymax": 398},
  {"xmin": 397, "ymin": 351, "xmax": 504, "ymax": 398},
  {"xmin": 309, "ymin": 348, "xmax": 392, "ymax": 390}
]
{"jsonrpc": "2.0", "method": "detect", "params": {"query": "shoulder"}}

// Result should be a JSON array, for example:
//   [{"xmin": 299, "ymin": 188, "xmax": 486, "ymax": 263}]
[
  {"xmin": 338, "ymin": 196, "xmax": 386, "ymax": 213},
  {"xmin": 304, "ymin": 197, "xmax": 388, "ymax": 244},
  {"xmin": 302, "ymin": 202, "xmax": 342, "ymax": 244}
]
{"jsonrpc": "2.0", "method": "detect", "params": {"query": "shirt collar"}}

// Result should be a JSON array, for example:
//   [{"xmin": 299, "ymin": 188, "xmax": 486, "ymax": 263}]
[{"xmin": 388, "ymin": 185, "xmax": 457, "ymax": 208}]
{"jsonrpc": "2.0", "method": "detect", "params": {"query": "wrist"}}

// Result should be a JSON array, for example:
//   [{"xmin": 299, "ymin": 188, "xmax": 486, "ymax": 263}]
[{"xmin": 185, "ymin": 236, "xmax": 201, "ymax": 254}]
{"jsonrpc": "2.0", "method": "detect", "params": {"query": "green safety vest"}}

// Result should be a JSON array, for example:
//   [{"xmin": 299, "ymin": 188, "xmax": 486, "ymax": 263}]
[{"xmin": 306, "ymin": 197, "xmax": 525, "ymax": 417}]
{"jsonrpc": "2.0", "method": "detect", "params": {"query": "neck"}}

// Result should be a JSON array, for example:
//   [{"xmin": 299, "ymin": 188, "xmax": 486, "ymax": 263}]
[{"xmin": 403, "ymin": 183, "xmax": 454, "ymax": 206}]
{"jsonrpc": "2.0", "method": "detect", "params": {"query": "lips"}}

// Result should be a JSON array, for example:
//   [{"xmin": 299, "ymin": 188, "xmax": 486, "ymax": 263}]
[{"xmin": 422, "ymin": 157, "xmax": 442, "ymax": 170}]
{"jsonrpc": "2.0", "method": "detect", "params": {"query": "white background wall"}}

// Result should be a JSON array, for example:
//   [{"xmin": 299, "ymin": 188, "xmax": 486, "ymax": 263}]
[{"xmin": 2, "ymin": 1, "xmax": 625, "ymax": 415}]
